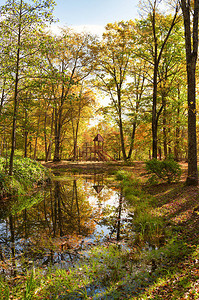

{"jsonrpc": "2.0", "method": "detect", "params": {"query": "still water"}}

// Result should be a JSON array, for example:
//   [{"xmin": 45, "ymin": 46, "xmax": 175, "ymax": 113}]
[{"xmin": 0, "ymin": 172, "xmax": 133, "ymax": 276}]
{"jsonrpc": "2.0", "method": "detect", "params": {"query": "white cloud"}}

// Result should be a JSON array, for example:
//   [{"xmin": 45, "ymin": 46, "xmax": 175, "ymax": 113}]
[
  {"xmin": 71, "ymin": 24, "xmax": 105, "ymax": 36},
  {"xmin": 48, "ymin": 23, "xmax": 104, "ymax": 37}
]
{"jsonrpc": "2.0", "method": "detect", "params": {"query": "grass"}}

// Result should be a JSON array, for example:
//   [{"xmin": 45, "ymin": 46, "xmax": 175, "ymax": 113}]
[{"xmin": 0, "ymin": 163, "xmax": 198, "ymax": 299}]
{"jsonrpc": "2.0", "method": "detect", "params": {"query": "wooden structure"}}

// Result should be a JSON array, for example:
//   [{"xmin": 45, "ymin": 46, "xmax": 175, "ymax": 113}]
[{"xmin": 69, "ymin": 134, "xmax": 116, "ymax": 162}]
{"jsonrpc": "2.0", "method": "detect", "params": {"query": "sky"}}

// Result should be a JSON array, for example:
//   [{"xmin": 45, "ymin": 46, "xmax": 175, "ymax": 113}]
[
  {"xmin": 51, "ymin": 0, "xmax": 140, "ymax": 113},
  {"xmin": 52, "ymin": 0, "xmax": 140, "ymax": 35}
]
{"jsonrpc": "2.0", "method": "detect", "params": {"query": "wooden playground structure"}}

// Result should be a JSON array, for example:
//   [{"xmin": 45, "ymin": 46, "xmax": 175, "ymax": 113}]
[{"xmin": 69, "ymin": 134, "xmax": 116, "ymax": 162}]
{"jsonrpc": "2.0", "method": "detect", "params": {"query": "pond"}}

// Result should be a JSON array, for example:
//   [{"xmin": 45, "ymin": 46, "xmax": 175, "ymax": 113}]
[{"xmin": 0, "ymin": 171, "xmax": 134, "ymax": 277}]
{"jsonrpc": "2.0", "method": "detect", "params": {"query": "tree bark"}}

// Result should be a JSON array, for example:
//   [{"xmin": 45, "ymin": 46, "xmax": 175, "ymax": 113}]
[
  {"xmin": 53, "ymin": 106, "xmax": 61, "ymax": 161},
  {"xmin": 163, "ymin": 106, "xmax": 167, "ymax": 159},
  {"xmin": 46, "ymin": 109, "xmax": 54, "ymax": 162},
  {"xmin": 24, "ymin": 108, "xmax": 28, "ymax": 158},
  {"xmin": 9, "ymin": 0, "xmax": 22, "ymax": 175},
  {"xmin": 186, "ymin": 62, "xmax": 198, "ymax": 184},
  {"xmin": 181, "ymin": 0, "xmax": 198, "ymax": 185},
  {"xmin": 117, "ymin": 91, "xmax": 127, "ymax": 161},
  {"xmin": 0, "ymin": 79, "xmax": 6, "ymax": 116},
  {"xmin": 33, "ymin": 113, "xmax": 40, "ymax": 160},
  {"xmin": 174, "ymin": 91, "xmax": 180, "ymax": 161}
]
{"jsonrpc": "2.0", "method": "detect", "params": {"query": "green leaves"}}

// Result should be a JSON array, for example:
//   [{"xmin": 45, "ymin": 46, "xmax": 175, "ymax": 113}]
[
  {"xmin": 145, "ymin": 157, "xmax": 182, "ymax": 184},
  {"xmin": 0, "ymin": 157, "xmax": 50, "ymax": 197}
]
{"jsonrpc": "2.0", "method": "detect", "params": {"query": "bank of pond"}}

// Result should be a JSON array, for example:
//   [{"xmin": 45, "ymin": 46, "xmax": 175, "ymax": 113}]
[{"xmin": 0, "ymin": 158, "xmax": 198, "ymax": 299}]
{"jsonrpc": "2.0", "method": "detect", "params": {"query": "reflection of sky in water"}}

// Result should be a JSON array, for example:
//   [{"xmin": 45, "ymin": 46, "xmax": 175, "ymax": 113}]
[
  {"xmin": 87, "ymin": 191, "xmax": 119, "ymax": 207},
  {"xmin": 0, "ymin": 174, "xmax": 132, "ymax": 273},
  {"xmin": 80, "ymin": 179, "xmax": 129, "ymax": 243}
]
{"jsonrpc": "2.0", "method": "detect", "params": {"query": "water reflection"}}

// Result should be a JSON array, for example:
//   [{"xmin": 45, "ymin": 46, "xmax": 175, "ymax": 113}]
[
  {"xmin": 93, "ymin": 173, "xmax": 104, "ymax": 194},
  {"xmin": 0, "ymin": 172, "xmax": 128, "ymax": 276}
]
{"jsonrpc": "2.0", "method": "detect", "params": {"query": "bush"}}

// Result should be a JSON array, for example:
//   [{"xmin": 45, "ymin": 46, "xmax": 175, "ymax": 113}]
[
  {"xmin": 12, "ymin": 157, "xmax": 49, "ymax": 188},
  {"xmin": 115, "ymin": 170, "xmax": 130, "ymax": 181},
  {"xmin": 0, "ymin": 157, "xmax": 50, "ymax": 197},
  {"xmin": 145, "ymin": 157, "xmax": 182, "ymax": 184}
]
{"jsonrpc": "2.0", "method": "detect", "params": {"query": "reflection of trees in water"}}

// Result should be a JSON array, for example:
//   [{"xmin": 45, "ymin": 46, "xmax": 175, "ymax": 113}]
[
  {"xmin": 116, "ymin": 188, "xmax": 123, "ymax": 241},
  {"xmin": 9, "ymin": 215, "xmax": 16, "ymax": 276},
  {"xmin": 0, "ymin": 174, "xmax": 129, "ymax": 276},
  {"xmin": 51, "ymin": 180, "xmax": 96, "ymax": 238},
  {"xmin": 75, "ymin": 173, "xmax": 127, "ymax": 243},
  {"xmin": 27, "ymin": 179, "xmax": 98, "ymax": 256},
  {"xmin": 99, "ymin": 188, "xmax": 127, "ymax": 241},
  {"xmin": 0, "ymin": 178, "xmax": 99, "ymax": 274}
]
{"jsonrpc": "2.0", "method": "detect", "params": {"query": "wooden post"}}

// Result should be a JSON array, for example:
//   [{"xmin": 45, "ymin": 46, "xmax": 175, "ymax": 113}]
[
  {"xmin": 79, "ymin": 148, "xmax": 81, "ymax": 161},
  {"xmin": 94, "ymin": 140, "xmax": 96, "ymax": 161},
  {"xmin": 86, "ymin": 143, "xmax": 88, "ymax": 161}
]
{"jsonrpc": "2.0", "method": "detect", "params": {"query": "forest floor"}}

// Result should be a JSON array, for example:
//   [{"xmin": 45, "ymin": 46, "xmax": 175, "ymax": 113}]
[
  {"xmin": 41, "ymin": 160, "xmax": 199, "ymax": 299},
  {"xmin": 43, "ymin": 160, "xmax": 189, "ymax": 181}
]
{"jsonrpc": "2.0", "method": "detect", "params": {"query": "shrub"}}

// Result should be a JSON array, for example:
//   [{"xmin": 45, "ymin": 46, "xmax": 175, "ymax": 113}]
[
  {"xmin": 145, "ymin": 157, "xmax": 182, "ymax": 184},
  {"xmin": 115, "ymin": 170, "xmax": 130, "ymax": 181},
  {"xmin": 0, "ymin": 157, "xmax": 50, "ymax": 197},
  {"xmin": 12, "ymin": 157, "xmax": 49, "ymax": 188}
]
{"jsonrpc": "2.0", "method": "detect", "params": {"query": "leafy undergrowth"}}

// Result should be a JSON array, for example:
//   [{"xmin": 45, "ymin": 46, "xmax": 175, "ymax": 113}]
[
  {"xmin": 0, "ymin": 157, "xmax": 50, "ymax": 197},
  {"xmin": 0, "ymin": 166, "xmax": 198, "ymax": 299}
]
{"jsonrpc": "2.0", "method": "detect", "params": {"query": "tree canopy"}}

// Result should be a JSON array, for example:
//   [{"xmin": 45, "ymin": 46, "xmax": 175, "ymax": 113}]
[{"xmin": 0, "ymin": 0, "xmax": 198, "ymax": 185}]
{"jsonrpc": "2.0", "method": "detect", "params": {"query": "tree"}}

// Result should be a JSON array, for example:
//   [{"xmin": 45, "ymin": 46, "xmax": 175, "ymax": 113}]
[
  {"xmin": 0, "ymin": 0, "xmax": 55, "ymax": 175},
  {"xmin": 39, "ymin": 29, "xmax": 97, "ymax": 161},
  {"xmin": 93, "ymin": 21, "xmax": 137, "ymax": 161},
  {"xmin": 138, "ymin": 0, "xmax": 180, "ymax": 158},
  {"xmin": 68, "ymin": 84, "xmax": 95, "ymax": 161},
  {"xmin": 180, "ymin": 0, "xmax": 198, "ymax": 185},
  {"xmin": 125, "ymin": 59, "xmax": 149, "ymax": 159},
  {"xmin": 156, "ymin": 21, "xmax": 186, "ymax": 159}
]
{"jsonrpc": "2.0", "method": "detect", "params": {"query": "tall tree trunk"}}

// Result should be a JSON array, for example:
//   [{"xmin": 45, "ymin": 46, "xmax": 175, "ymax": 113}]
[
  {"xmin": 174, "ymin": 90, "xmax": 180, "ymax": 161},
  {"xmin": 128, "ymin": 72, "xmax": 145, "ymax": 160},
  {"xmin": 33, "ymin": 113, "xmax": 40, "ymax": 160},
  {"xmin": 0, "ymin": 79, "xmax": 6, "ymax": 116},
  {"xmin": 54, "ymin": 108, "xmax": 62, "ymax": 161},
  {"xmin": 127, "ymin": 122, "xmax": 136, "ymax": 160},
  {"xmin": 181, "ymin": 0, "xmax": 198, "ymax": 185},
  {"xmin": 53, "ymin": 106, "xmax": 60, "ymax": 161},
  {"xmin": 53, "ymin": 95, "xmax": 64, "ymax": 162},
  {"xmin": 53, "ymin": 62, "xmax": 67, "ymax": 162},
  {"xmin": 186, "ymin": 62, "xmax": 198, "ymax": 184},
  {"xmin": 117, "ymin": 92, "xmax": 127, "ymax": 161},
  {"xmin": 174, "ymin": 110, "xmax": 180, "ymax": 161},
  {"xmin": 24, "ymin": 108, "xmax": 28, "ymax": 158},
  {"xmin": 9, "ymin": 0, "xmax": 22, "ymax": 176},
  {"xmin": 163, "ymin": 106, "xmax": 167, "ymax": 158},
  {"xmin": 152, "ymin": 56, "xmax": 158, "ymax": 159},
  {"xmin": 127, "ymin": 99, "xmax": 140, "ymax": 160},
  {"xmin": 44, "ymin": 110, "xmax": 48, "ymax": 161},
  {"xmin": 46, "ymin": 108, "xmax": 54, "ymax": 162}
]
